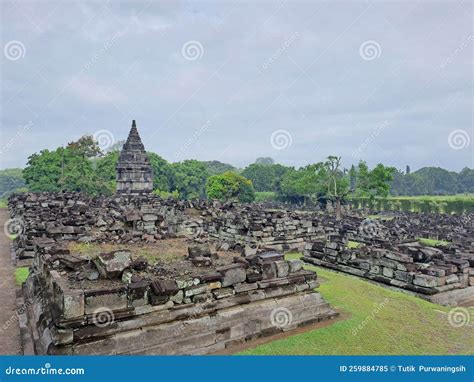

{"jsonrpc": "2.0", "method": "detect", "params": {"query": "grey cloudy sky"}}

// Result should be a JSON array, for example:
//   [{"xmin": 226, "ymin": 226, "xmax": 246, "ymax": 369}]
[{"xmin": 1, "ymin": 0, "xmax": 472, "ymax": 171}]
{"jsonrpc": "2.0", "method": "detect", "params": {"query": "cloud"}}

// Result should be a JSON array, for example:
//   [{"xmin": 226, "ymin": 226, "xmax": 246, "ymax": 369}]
[
  {"xmin": 66, "ymin": 76, "xmax": 127, "ymax": 105},
  {"xmin": 0, "ymin": 0, "xmax": 472, "ymax": 171}
]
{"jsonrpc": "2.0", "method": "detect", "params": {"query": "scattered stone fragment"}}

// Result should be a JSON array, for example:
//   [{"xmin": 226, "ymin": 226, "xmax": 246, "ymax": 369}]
[{"xmin": 93, "ymin": 250, "xmax": 132, "ymax": 278}]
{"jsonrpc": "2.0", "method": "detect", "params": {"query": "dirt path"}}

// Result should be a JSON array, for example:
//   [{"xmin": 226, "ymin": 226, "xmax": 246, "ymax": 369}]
[{"xmin": 0, "ymin": 209, "xmax": 22, "ymax": 354}]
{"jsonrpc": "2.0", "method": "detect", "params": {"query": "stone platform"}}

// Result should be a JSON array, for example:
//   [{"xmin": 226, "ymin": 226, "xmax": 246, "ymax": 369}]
[{"xmin": 22, "ymin": 246, "xmax": 337, "ymax": 355}]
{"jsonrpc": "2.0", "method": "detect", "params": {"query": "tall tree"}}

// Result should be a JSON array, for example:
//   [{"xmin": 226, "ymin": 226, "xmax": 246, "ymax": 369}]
[
  {"xmin": 323, "ymin": 156, "xmax": 349, "ymax": 220},
  {"xmin": 349, "ymin": 165, "xmax": 357, "ymax": 193},
  {"xmin": 354, "ymin": 161, "xmax": 395, "ymax": 199},
  {"xmin": 241, "ymin": 163, "xmax": 290, "ymax": 192},
  {"xmin": 170, "ymin": 160, "xmax": 209, "ymax": 199},
  {"xmin": 206, "ymin": 171, "xmax": 255, "ymax": 203},
  {"xmin": 280, "ymin": 164, "xmax": 325, "ymax": 203}
]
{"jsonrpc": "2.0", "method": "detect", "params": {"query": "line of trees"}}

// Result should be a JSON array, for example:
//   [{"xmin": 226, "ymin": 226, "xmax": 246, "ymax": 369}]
[
  {"xmin": 390, "ymin": 167, "xmax": 474, "ymax": 195},
  {"xmin": 0, "ymin": 135, "xmax": 472, "ymax": 211}
]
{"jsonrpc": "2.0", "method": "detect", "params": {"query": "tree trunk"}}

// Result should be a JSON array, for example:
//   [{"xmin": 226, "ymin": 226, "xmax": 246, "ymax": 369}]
[{"xmin": 335, "ymin": 198, "xmax": 342, "ymax": 220}]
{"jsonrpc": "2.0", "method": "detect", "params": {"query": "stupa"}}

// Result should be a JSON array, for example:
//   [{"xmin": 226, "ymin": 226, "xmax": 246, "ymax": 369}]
[{"xmin": 116, "ymin": 120, "xmax": 153, "ymax": 194}]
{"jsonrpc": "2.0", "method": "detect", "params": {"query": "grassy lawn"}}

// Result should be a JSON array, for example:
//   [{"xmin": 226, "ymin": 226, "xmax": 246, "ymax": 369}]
[
  {"xmin": 241, "ymin": 253, "xmax": 473, "ymax": 355},
  {"xmin": 14, "ymin": 267, "xmax": 29, "ymax": 285},
  {"xmin": 418, "ymin": 237, "xmax": 450, "ymax": 247},
  {"xmin": 388, "ymin": 194, "xmax": 474, "ymax": 202},
  {"xmin": 346, "ymin": 240, "xmax": 362, "ymax": 249}
]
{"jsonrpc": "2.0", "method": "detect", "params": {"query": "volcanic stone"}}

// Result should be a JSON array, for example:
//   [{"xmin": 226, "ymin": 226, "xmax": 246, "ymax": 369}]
[
  {"xmin": 217, "ymin": 263, "xmax": 246, "ymax": 287},
  {"xmin": 94, "ymin": 250, "xmax": 132, "ymax": 278}
]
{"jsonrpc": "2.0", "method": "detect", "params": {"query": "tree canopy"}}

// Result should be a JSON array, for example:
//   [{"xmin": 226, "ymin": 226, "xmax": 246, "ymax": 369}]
[
  {"xmin": 9, "ymin": 134, "xmax": 473, "ymax": 206},
  {"xmin": 389, "ymin": 167, "xmax": 471, "ymax": 195},
  {"xmin": 241, "ymin": 163, "xmax": 290, "ymax": 193},
  {"xmin": 206, "ymin": 171, "xmax": 255, "ymax": 203}
]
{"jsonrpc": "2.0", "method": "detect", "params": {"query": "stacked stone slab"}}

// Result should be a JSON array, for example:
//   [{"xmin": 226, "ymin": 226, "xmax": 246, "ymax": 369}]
[
  {"xmin": 8, "ymin": 192, "xmax": 474, "ymax": 307},
  {"xmin": 303, "ymin": 238, "xmax": 474, "ymax": 305},
  {"xmin": 23, "ymin": 245, "xmax": 336, "ymax": 355},
  {"xmin": 116, "ymin": 120, "xmax": 153, "ymax": 194}
]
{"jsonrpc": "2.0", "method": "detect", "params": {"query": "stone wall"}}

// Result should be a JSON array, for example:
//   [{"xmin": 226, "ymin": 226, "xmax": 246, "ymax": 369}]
[{"xmin": 303, "ymin": 236, "xmax": 473, "ymax": 304}]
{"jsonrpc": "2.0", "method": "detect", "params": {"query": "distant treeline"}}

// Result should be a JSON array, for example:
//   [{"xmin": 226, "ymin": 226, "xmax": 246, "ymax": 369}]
[
  {"xmin": 0, "ymin": 136, "xmax": 472, "ymax": 208},
  {"xmin": 389, "ymin": 166, "xmax": 474, "ymax": 196}
]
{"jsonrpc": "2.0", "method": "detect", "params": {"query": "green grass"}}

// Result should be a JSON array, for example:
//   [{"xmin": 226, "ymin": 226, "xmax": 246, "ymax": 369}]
[
  {"xmin": 417, "ymin": 238, "xmax": 450, "ymax": 247},
  {"xmin": 241, "ymin": 253, "xmax": 473, "ymax": 355},
  {"xmin": 366, "ymin": 214, "xmax": 394, "ymax": 220},
  {"xmin": 346, "ymin": 240, "xmax": 362, "ymax": 249},
  {"xmin": 388, "ymin": 194, "xmax": 474, "ymax": 202},
  {"xmin": 15, "ymin": 267, "xmax": 29, "ymax": 285}
]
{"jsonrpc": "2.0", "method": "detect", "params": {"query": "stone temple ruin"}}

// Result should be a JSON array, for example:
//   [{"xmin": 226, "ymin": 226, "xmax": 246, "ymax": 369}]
[
  {"xmin": 8, "ymin": 193, "xmax": 474, "ymax": 355},
  {"xmin": 116, "ymin": 121, "xmax": 153, "ymax": 195},
  {"xmin": 10, "ymin": 193, "xmax": 338, "ymax": 355},
  {"xmin": 6, "ymin": 122, "xmax": 473, "ymax": 354}
]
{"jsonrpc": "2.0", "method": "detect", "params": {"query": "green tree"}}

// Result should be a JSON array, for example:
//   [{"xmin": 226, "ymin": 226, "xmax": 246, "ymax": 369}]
[
  {"xmin": 94, "ymin": 151, "xmax": 120, "ymax": 194},
  {"xmin": 0, "ymin": 168, "xmax": 26, "ymax": 198},
  {"xmin": 242, "ymin": 163, "xmax": 291, "ymax": 193},
  {"xmin": 148, "ymin": 152, "xmax": 173, "ymax": 192},
  {"xmin": 23, "ymin": 149, "xmax": 64, "ymax": 192},
  {"xmin": 24, "ymin": 136, "xmax": 108, "ymax": 195},
  {"xmin": 279, "ymin": 163, "xmax": 325, "ymax": 203},
  {"xmin": 206, "ymin": 171, "xmax": 255, "ymax": 202},
  {"xmin": 170, "ymin": 160, "xmax": 209, "ymax": 199},
  {"xmin": 458, "ymin": 167, "xmax": 474, "ymax": 193},
  {"xmin": 354, "ymin": 161, "xmax": 395, "ymax": 199},
  {"xmin": 368, "ymin": 163, "xmax": 396, "ymax": 197},
  {"xmin": 348, "ymin": 165, "xmax": 357, "ymax": 193},
  {"xmin": 203, "ymin": 160, "xmax": 237, "ymax": 175},
  {"xmin": 254, "ymin": 157, "xmax": 275, "ymax": 165},
  {"xmin": 322, "ymin": 156, "xmax": 349, "ymax": 220}
]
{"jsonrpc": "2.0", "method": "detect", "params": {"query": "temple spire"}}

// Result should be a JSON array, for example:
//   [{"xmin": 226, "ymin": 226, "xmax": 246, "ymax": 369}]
[{"xmin": 116, "ymin": 120, "xmax": 153, "ymax": 195}]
